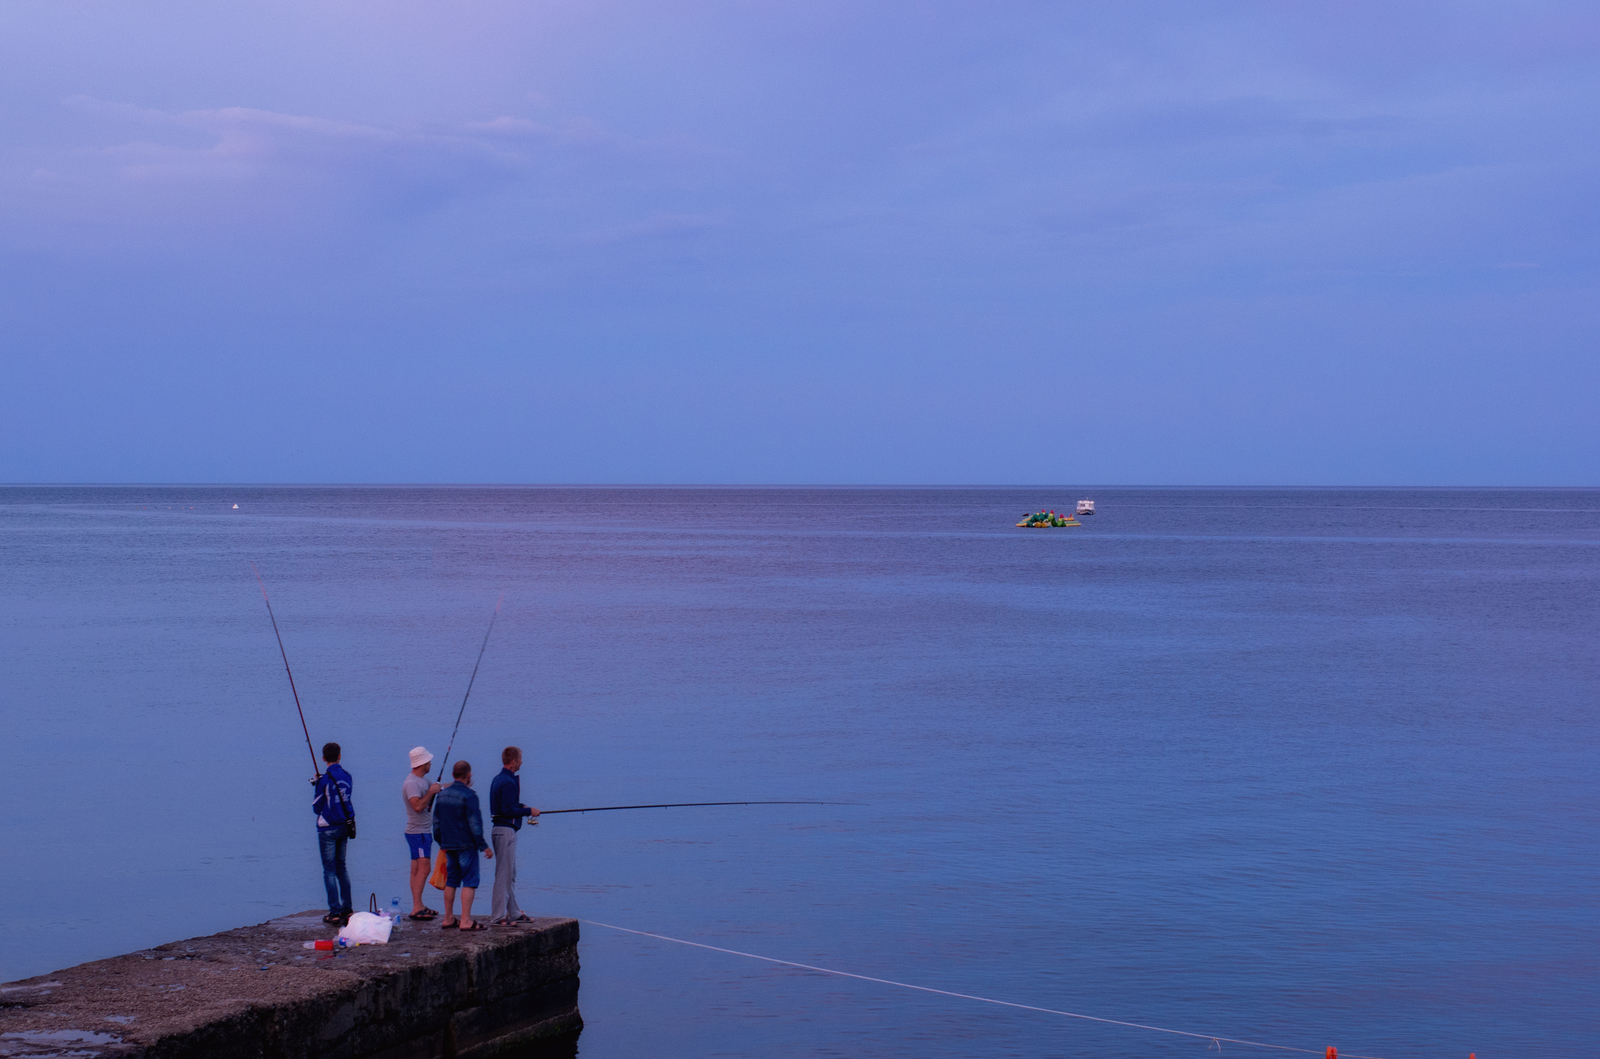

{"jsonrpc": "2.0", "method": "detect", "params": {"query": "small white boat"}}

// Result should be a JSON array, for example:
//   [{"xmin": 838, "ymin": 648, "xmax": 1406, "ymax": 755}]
[{"xmin": 1076, "ymin": 500, "xmax": 1095, "ymax": 516}]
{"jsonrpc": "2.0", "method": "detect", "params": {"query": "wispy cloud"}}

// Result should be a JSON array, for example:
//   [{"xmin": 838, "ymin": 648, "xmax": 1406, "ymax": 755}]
[
  {"xmin": 1, "ymin": 95, "xmax": 696, "ymax": 255},
  {"xmin": 59, "ymin": 95, "xmax": 525, "ymax": 187}
]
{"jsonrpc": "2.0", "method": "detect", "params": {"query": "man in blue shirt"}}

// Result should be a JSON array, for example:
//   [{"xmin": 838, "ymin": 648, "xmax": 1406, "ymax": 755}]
[
  {"xmin": 488, "ymin": 745, "xmax": 539, "ymax": 925},
  {"xmin": 432, "ymin": 759, "xmax": 493, "ymax": 931},
  {"xmin": 312, "ymin": 742, "xmax": 355, "ymax": 926}
]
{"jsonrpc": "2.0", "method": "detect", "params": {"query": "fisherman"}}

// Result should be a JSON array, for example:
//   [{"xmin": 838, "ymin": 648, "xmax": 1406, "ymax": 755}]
[
  {"xmin": 402, "ymin": 746, "xmax": 444, "ymax": 920},
  {"xmin": 488, "ymin": 746, "xmax": 540, "ymax": 926},
  {"xmin": 433, "ymin": 759, "xmax": 493, "ymax": 931},
  {"xmin": 312, "ymin": 742, "xmax": 355, "ymax": 926}
]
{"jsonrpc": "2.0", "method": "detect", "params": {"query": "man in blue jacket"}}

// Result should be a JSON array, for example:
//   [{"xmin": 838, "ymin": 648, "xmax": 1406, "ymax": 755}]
[
  {"xmin": 312, "ymin": 742, "xmax": 355, "ymax": 926},
  {"xmin": 432, "ymin": 759, "xmax": 493, "ymax": 931},
  {"xmin": 488, "ymin": 745, "xmax": 540, "ymax": 925}
]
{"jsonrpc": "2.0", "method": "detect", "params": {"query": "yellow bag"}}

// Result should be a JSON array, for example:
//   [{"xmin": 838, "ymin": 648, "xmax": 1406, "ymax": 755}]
[{"xmin": 429, "ymin": 849, "xmax": 449, "ymax": 891}]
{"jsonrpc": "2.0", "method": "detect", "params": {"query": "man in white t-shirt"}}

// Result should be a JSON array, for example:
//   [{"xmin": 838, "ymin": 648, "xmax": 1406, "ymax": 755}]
[{"xmin": 402, "ymin": 746, "xmax": 444, "ymax": 919}]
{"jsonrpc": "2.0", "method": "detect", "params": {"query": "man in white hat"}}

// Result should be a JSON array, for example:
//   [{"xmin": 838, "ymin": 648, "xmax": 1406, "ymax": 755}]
[{"xmin": 402, "ymin": 747, "xmax": 444, "ymax": 919}]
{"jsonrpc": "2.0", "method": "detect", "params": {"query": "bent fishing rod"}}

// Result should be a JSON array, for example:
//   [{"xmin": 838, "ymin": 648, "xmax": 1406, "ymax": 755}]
[
  {"xmin": 251, "ymin": 562, "xmax": 321, "ymax": 780},
  {"xmin": 436, "ymin": 591, "xmax": 506, "ymax": 784},
  {"xmin": 540, "ymin": 801, "xmax": 855, "ymax": 815}
]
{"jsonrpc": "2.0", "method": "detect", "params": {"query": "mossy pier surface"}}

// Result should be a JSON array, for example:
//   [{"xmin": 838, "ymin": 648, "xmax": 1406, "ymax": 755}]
[{"xmin": 0, "ymin": 912, "xmax": 581, "ymax": 1059}]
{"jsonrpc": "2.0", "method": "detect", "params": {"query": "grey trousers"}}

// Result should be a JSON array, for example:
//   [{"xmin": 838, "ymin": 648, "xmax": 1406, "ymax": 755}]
[{"xmin": 490, "ymin": 826, "xmax": 521, "ymax": 921}]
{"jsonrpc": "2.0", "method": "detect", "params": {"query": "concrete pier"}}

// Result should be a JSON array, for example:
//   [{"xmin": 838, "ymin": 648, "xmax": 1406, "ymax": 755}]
[{"xmin": 0, "ymin": 912, "xmax": 581, "ymax": 1059}]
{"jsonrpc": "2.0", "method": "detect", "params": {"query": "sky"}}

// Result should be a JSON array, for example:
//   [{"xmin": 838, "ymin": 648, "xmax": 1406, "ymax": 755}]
[{"xmin": 1, "ymin": 1, "xmax": 1597, "ymax": 485}]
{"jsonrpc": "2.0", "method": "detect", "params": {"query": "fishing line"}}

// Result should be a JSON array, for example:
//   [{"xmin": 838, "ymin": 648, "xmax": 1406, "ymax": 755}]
[
  {"xmin": 586, "ymin": 921, "xmax": 1394, "ymax": 1059},
  {"xmin": 541, "ymin": 801, "xmax": 852, "ymax": 815},
  {"xmin": 436, "ymin": 591, "xmax": 506, "ymax": 784},
  {"xmin": 250, "ymin": 562, "xmax": 320, "ymax": 780}
]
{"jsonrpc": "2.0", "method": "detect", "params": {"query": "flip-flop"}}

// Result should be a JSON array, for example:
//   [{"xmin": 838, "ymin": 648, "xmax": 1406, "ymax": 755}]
[
  {"xmin": 512, "ymin": 913, "xmax": 533, "ymax": 922},
  {"xmin": 459, "ymin": 922, "xmax": 489, "ymax": 932},
  {"xmin": 408, "ymin": 909, "xmax": 438, "ymax": 920},
  {"xmin": 439, "ymin": 921, "xmax": 460, "ymax": 930}
]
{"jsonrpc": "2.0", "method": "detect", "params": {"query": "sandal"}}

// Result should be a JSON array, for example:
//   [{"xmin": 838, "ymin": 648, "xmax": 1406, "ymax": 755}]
[
  {"xmin": 512, "ymin": 913, "xmax": 533, "ymax": 922},
  {"xmin": 439, "ymin": 920, "xmax": 459, "ymax": 930},
  {"xmin": 408, "ymin": 908, "xmax": 438, "ymax": 920},
  {"xmin": 459, "ymin": 921, "xmax": 489, "ymax": 932},
  {"xmin": 323, "ymin": 912, "xmax": 345, "ymax": 925}
]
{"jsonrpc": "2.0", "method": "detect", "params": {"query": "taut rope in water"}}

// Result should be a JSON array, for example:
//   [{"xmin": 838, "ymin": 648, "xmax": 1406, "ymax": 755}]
[{"xmin": 585, "ymin": 921, "xmax": 1395, "ymax": 1059}]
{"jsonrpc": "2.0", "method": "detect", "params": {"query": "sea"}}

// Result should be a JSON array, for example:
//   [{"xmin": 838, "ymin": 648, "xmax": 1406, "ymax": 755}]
[{"xmin": 0, "ymin": 487, "xmax": 1594, "ymax": 1058}]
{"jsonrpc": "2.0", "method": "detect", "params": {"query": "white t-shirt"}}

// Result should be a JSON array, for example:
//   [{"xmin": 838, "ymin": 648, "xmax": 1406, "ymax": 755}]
[{"xmin": 402, "ymin": 772, "xmax": 434, "ymax": 834}]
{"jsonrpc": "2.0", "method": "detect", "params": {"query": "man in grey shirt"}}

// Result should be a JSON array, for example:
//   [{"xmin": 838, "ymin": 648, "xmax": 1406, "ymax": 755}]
[{"xmin": 403, "ymin": 746, "xmax": 443, "ymax": 919}]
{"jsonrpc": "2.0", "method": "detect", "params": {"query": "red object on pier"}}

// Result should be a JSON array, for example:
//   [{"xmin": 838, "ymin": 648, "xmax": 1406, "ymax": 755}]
[{"xmin": 1326, "ymin": 1049, "xmax": 1336, "ymax": 1059}]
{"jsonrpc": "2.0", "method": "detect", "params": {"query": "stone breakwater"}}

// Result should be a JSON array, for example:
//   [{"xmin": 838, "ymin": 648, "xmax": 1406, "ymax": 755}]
[{"xmin": 0, "ymin": 912, "xmax": 581, "ymax": 1059}]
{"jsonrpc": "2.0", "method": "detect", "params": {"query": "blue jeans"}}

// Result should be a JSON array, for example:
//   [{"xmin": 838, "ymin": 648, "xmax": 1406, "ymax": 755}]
[
  {"xmin": 318, "ymin": 828, "xmax": 352, "ymax": 915},
  {"xmin": 444, "ymin": 847, "xmax": 481, "ymax": 889}
]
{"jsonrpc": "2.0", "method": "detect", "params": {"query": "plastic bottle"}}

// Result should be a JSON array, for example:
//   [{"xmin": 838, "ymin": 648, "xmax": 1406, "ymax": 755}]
[
  {"xmin": 302, "ymin": 939, "xmax": 341, "ymax": 950},
  {"xmin": 390, "ymin": 897, "xmax": 402, "ymax": 922}
]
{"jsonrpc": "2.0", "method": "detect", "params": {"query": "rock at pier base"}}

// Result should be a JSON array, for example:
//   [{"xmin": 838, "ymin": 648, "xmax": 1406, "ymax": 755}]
[{"xmin": 0, "ymin": 911, "xmax": 581, "ymax": 1058}]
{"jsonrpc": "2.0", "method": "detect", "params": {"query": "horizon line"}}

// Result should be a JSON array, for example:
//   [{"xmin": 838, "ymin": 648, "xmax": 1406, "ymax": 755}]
[{"xmin": 3, "ymin": 482, "xmax": 1597, "ymax": 491}]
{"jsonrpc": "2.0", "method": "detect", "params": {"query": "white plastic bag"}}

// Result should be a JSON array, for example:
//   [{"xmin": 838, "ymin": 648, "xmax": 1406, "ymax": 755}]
[{"xmin": 337, "ymin": 911, "xmax": 393, "ymax": 946}]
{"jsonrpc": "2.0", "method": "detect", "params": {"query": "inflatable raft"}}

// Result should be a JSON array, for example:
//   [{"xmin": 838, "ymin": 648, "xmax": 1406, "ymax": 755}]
[{"xmin": 1016, "ymin": 510, "xmax": 1082, "ymax": 527}]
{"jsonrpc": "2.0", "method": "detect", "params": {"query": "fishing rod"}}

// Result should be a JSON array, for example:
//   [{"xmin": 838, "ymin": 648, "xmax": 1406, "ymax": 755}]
[
  {"xmin": 540, "ymin": 801, "xmax": 853, "ymax": 815},
  {"xmin": 436, "ymin": 592, "xmax": 506, "ymax": 784},
  {"xmin": 250, "ymin": 562, "xmax": 321, "ymax": 780}
]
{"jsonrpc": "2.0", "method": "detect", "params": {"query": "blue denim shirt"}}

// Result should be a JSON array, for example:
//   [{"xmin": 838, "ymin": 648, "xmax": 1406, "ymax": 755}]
[
  {"xmin": 432, "ymin": 780, "xmax": 487, "ymax": 852},
  {"xmin": 490, "ymin": 767, "xmax": 533, "ymax": 831}
]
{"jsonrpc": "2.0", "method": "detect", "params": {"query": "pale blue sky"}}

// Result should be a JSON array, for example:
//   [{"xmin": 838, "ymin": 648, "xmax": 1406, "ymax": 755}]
[{"xmin": 2, "ymin": 1, "xmax": 1596, "ymax": 483}]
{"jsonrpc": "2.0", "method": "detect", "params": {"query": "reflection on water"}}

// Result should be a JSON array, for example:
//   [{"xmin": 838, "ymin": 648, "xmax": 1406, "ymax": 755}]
[{"xmin": 502, "ymin": 1030, "xmax": 580, "ymax": 1058}]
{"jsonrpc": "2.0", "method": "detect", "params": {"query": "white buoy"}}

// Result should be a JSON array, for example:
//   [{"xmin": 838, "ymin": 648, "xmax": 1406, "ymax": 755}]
[{"xmin": 232, "ymin": 504, "xmax": 239, "ymax": 509}]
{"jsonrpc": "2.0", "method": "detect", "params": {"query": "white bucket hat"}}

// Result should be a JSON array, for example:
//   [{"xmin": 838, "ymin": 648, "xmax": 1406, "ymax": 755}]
[{"xmin": 409, "ymin": 746, "xmax": 434, "ymax": 769}]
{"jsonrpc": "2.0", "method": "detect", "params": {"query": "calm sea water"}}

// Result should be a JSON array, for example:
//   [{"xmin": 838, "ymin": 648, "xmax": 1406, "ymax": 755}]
[{"xmin": 0, "ymin": 487, "xmax": 1594, "ymax": 1058}]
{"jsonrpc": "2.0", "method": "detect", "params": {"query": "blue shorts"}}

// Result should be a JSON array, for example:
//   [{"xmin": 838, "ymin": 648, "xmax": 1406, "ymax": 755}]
[
  {"xmin": 406, "ymin": 834, "xmax": 433, "ymax": 860},
  {"xmin": 444, "ymin": 847, "xmax": 480, "ymax": 889}
]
